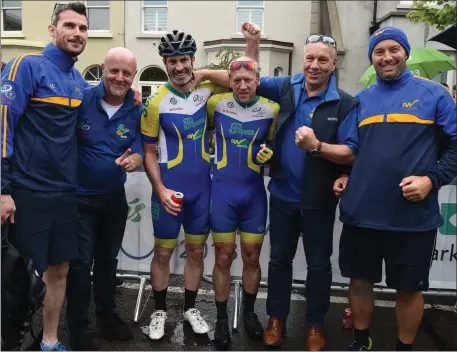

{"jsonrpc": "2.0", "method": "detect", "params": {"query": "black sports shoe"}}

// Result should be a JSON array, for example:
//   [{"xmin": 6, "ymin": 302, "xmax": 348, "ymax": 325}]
[
  {"xmin": 214, "ymin": 318, "xmax": 231, "ymax": 349},
  {"xmin": 348, "ymin": 337, "xmax": 373, "ymax": 351},
  {"xmin": 98, "ymin": 312, "xmax": 133, "ymax": 341},
  {"xmin": 243, "ymin": 312, "xmax": 263, "ymax": 341}
]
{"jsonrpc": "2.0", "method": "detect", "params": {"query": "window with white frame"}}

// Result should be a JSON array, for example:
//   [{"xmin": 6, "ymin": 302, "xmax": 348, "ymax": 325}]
[
  {"xmin": 86, "ymin": 0, "xmax": 110, "ymax": 31},
  {"xmin": 84, "ymin": 65, "xmax": 103, "ymax": 85},
  {"xmin": 236, "ymin": 1, "xmax": 264, "ymax": 33},
  {"xmin": 143, "ymin": 0, "xmax": 168, "ymax": 33},
  {"xmin": 1, "ymin": 0, "xmax": 22, "ymax": 32},
  {"xmin": 55, "ymin": 1, "xmax": 109, "ymax": 30}
]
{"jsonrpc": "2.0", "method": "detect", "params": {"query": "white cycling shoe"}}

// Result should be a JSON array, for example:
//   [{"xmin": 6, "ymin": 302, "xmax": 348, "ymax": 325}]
[
  {"xmin": 148, "ymin": 310, "xmax": 167, "ymax": 340},
  {"xmin": 183, "ymin": 308, "xmax": 210, "ymax": 334}
]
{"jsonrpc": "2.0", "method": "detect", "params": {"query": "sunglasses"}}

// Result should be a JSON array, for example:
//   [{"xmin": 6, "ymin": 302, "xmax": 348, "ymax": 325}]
[
  {"xmin": 229, "ymin": 61, "xmax": 259, "ymax": 72},
  {"xmin": 306, "ymin": 34, "xmax": 337, "ymax": 47}
]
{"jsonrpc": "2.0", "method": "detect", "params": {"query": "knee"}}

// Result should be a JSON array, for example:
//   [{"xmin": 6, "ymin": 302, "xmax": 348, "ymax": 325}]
[
  {"xmin": 46, "ymin": 262, "xmax": 69, "ymax": 284},
  {"xmin": 350, "ymin": 278, "xmax": 374, "ymax": 295},
  {"xmin": 154, "ymin": 247, "xmax": 173, "ymax": 266},
  {"xmin": 242, "ymin": 249, "xmax": 260, "ymax": 270},
  {"xmin": 186, "ymin": 244, "xmax": 204, "ymax": 265},
  {"xmin": 215, "ymin": 247, "xmax": 234, "ymax": 270}
]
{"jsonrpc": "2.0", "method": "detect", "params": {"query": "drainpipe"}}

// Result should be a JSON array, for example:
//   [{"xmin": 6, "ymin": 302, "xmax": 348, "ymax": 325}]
[
  {"xmin": 288, "ymin": 51, "xmax": 292, "ymax": 76},
  {"xmin": 369, "ymin": 0, "xmax": 379, "ymax": 35}
]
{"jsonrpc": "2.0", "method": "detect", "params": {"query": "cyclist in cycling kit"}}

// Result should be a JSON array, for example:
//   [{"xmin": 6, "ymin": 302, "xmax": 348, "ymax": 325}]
[
  {"xmin": 141, "ymin": 30, "xmax": 226, "ymax": 340},
  {"xmin": 207, "ymin": 57, "xmax": 279, "ymax": 348}
]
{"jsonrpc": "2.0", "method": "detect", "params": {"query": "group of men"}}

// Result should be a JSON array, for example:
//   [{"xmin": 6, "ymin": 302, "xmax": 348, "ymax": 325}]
[{"xmin": 1, "ymin": 1, "xmax": 456, "ymax": 352}]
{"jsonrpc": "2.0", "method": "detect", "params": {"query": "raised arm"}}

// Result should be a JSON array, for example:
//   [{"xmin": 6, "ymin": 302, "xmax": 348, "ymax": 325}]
[{"xmin": 242, "ymin": 22, "xmax": 261, "ymax": 63}]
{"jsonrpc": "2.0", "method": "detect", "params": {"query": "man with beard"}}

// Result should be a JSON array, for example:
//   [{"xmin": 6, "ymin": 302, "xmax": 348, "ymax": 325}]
[
  {"xmin": 333, "ymin": 27, "xmax": 457, "ymax": 351},
  {"xmin": 206, "ymin": 57, "xmax": 278, "ymax": 348},
  {"xmin": 0, "ymin": 2, "xmax": 88, "ymax": 351},
  {"xmin": 65, "ymin": 47, "xmax": 143, "ymax": 350},
  {"xmin": 141, "ymin": 30, "xmax": 226, "ymax": 340},
  {"xmin": 193, "ymin": 23, "xmax": 358, "ymax": 350}
]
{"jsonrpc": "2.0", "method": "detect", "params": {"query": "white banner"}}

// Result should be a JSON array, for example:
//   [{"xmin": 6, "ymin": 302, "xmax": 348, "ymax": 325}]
[{"xmin": 118, "ymin": 172, "xmax": 457, "ymax": 290}]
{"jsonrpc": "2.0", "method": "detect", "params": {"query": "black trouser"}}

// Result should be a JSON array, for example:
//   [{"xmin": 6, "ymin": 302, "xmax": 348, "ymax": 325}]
[
  {"xmin": 266, "ymin": 196, "xmax": 335, "ymax": 327},
  {"xmin": 66, "ymin": 189, "xmax": 128, "ymax": 336}
]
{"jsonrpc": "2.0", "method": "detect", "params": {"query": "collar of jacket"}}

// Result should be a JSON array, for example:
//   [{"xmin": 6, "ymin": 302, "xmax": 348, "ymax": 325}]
[
  {"xmin": 95, "ymin": 79, "xmax": 135, "ymax": 110},
  {"xmin": 42, "ymin": 43, "xmax": 77, "ymax": 72},
  {"xmin": 290, "ymin": 72, "xmax": 340, "ymax": 102},
  {"xmin": 375, "ymin": 67, "xmax": 413, "ymax": 89}
]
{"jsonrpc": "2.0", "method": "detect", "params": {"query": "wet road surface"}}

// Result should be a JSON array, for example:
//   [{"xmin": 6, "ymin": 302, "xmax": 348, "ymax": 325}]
[{"xmin": 57, "ymin": 275, "xmax": 457, "ymax": 351}]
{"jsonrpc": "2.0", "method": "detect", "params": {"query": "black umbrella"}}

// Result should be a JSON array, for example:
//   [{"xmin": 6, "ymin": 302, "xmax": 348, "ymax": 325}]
[{"xmin": 427, "ymin": 24, "xmax": 457, "ymax": 49}]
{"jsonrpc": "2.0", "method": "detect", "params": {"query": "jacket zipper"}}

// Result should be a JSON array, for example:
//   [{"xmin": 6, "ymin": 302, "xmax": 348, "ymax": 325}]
[{"xmin": 384, "ymin": 86, "xmax": 391, "ymax": 122}]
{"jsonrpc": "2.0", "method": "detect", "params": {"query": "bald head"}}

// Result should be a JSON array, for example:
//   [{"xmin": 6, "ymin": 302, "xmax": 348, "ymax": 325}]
[{"xmin": 102, "ymin": 47, "xmax": 137, "ymax": 99}]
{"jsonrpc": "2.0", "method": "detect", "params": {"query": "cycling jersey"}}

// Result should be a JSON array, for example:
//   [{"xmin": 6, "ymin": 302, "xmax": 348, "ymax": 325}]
[
  {"xmin": 141, "ymin": 81, "xmax": 226, "ymax": 247},
  {"xmin": 207, "ymin": 93, "xmax": 279, "ymax": 243}
]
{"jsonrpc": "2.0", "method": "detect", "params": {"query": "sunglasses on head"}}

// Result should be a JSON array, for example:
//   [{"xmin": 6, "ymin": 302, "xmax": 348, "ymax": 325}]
[
  {"xmin": 306, "ymin": 34, "xmax": 337, "ymax": 47},
  {"xmin": 229, "ymin": 61, "xmax": 259, "ymax": 72}
]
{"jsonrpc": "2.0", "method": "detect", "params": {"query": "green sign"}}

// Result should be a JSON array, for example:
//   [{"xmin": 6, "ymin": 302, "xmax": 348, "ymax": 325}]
[{"xmin": 440, "ymin": 203, "xmax": 456, "ymax": 235}]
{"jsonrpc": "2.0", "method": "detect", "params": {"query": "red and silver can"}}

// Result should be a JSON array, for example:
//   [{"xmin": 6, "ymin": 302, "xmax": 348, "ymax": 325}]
[
  {"xmin": 342, "ymin": 308, "xmax": 353, "ymax": 329},
  {"xmin": 171, "ymin": 192, "xmax": 184, "ymax": 205}
]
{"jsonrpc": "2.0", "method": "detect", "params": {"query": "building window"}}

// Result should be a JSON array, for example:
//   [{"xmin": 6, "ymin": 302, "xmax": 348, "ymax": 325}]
[
  {"xmin": 143, "ymin": 0, "xmax": 168, "ymax": 33},
  {"xmin": 84, "ymin": 64, "xmax": 103, "ymax": 85},
  {"xmin": 86, "ymin": 0, "xmax": 110, "ymax": 31},
  {"xmin": 236, "ymin": 1, "xmax": 264, "ymax": 33},
  {"xmin": 55, "ymin": 1, "xmax": 109, "ymax": 30},
  {"xmin": 139, "ymin": 66, "xmax": 167, "ymax": 103},
  {"xmin": 274, "ymin": 67, "xmax": 283, "ymax": 76},
  {"xmin": 1, "ymin": 0, "xmax": 22, "ymax": 32}
]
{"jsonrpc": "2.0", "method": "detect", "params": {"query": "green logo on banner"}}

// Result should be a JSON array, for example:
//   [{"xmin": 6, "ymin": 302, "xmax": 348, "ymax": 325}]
[
  {"xmin": 127, "ymin": 198, "xmax": 146, "ymax": 223},
  {"xmin": 440, "ymin": 203, "xmax": 456, "ymax": 235}
]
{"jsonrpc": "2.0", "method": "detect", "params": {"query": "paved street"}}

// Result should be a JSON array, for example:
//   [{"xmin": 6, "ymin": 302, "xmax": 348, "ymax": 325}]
[{"xmin": 56, "ymin": 275, "xmax": 457, "ymax": 351}]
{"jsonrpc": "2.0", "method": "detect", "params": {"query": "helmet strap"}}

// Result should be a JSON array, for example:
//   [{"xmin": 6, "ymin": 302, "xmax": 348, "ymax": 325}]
[{"xmin": 169, "ymin": 63, "xmax": 195, "ymax": 89}]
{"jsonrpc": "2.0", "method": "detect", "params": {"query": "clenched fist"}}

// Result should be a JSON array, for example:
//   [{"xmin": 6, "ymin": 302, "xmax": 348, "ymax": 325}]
[
  {"xmin": 241, "ymin": 22, "xmax": 261, "ymax": 41},
  {"xmin": 295, "ymin": 126, "xmax": 319, "ymax": 151}
]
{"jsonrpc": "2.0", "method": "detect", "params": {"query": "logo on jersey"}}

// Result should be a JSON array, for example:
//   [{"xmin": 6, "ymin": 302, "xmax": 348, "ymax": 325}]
[
  {"xmin": 193, "ymin": 95, "xmax": 199, "ymax": 102},
  {"xmin": 77, "ymin": 119, "xmax": 91, "ymax": 137},
  {"xmin": 170, "ymin": 97, "xmax": 177, "ymax": 105},
  {"xmin": 257, "ymin": 224, "xmax": 265, "ymax": 233},
  {"xmin": 187, "ymin": 129, "xmax": 203, "ymax": 140},
  {"xmin": 227, "ymin": 102, "xmax": 234, "ymax": 108},
  {"xmin": 74, "ymin": 86, "xmax": 82, "ymax": 95},
  {"xmin": 252, "ymin": 107, "xmax": 262, "ymax": 112},
  {"xmin": 230, "ymin": 138, "xmax": 249, "ymax": 148},
  {"xmin": 229, "ymin": 122, "xmax": 255, "ymax": 136},
  {"xmin": 183, "ymin": 117, "xmax": 205, "ymax": 131},
  {"xmin": 402, "ymin": 99, "xmax": 419, "ymax": 109},
  {"xmin": 116, "ymin": 124, "xmax": 130, "ymax": 139},
  {"xmin": 1, "ymin": 84, "xmax": 16, "ymax": 101}
]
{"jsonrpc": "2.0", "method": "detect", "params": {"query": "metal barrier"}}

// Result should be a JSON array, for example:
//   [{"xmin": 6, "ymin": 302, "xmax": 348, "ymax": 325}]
[{"xmin": 119, "ymin": 272, "xmax": 456, "ymax": 326}]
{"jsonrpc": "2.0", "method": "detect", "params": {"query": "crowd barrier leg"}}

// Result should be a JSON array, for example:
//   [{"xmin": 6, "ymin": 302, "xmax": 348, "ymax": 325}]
[
  {"xmin": 233, "ymin": 281, "xmax": 243, "ymax": 331},
  {"xmin": 133, "ymin": 277, "xmax": 147, "ymax": 323}
]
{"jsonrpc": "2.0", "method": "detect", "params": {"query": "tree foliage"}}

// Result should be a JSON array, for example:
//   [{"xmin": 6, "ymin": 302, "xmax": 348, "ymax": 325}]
[
  {"xmin": 407, "ymin": 0, "xmax": 457, "ymax": 31},
  {"xmin": 196, "ymin": 48, "xmax": 242, "ymax": 70}
]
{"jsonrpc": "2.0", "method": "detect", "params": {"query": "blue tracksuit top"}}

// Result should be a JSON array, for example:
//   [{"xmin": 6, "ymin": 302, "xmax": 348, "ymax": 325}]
[
  {"xmin": 1, "ymin": 43, "xmax": 87, "ymax": 193},
  {"xmin": 340, "ymin": 69, "xmax": 457, "ymax": 232},
  {"xmin": 76, "ymin": 81, "xmax": 144, "ymax": 194}
]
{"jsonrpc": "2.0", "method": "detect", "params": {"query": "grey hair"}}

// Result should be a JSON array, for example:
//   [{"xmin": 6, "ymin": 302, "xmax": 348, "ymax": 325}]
[
  {"xmin": 51, "ymin": 2, "xmax": 87, "ymax": 26},
  {"xmin": 304, "ymin": 43, "xmax": 338, "ymax": 59}
]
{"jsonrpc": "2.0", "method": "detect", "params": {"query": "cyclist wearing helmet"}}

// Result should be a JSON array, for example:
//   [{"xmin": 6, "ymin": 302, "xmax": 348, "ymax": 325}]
[
  {"xmin": 141, "ymin": 30, "xmax": 226, "ymax": 340},
  {"xmin": 207, "ymin": 56, "xmax": 278, "ymax": 348}
]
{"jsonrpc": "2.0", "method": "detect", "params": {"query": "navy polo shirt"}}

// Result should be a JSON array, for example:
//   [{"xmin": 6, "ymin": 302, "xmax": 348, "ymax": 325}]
[{"xmin": 76, "ymin": 81, "xmax": 144, "ymax": 194}]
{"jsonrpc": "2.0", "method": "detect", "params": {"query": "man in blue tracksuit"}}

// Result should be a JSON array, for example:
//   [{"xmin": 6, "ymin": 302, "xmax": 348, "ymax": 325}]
[
  {"xmin": 65, "ymin": 48, "xmax": 144, "ymax": 350},
  {"xmin": 333, "ymin": 27, "xmax": 457, "ymax": 351},
  {"xmin": 0, "ymin": 3, "xmax": 89, "ymax": 351}
]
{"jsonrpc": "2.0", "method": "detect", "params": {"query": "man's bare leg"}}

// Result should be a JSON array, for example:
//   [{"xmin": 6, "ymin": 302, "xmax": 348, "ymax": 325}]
[
  {"xmin": 183, "ymin": 242, "xmax": 205, "ymax": 311},
  {"xmin": 348, "ymin": 278, "xmax": 374, "ymax": 348},
  {"xmin": 396, "ymin": 291, "xmax": 423, "ymax": 348},
  {"xmin": 42, "ymin": 263, "xmax": 69, "ymax": 343}
]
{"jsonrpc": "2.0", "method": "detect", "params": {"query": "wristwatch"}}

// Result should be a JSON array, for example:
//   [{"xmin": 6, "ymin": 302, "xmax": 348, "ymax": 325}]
[{"xmin": 310, "ymin": 140, "xmax": 322, "ymax": 156}]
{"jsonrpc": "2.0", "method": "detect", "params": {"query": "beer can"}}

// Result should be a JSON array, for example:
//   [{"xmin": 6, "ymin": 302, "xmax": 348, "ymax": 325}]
[
  {"xmin": 171, "ymin": 192, "xmax": 184, "ymax": 205},
  {"xmin": 342, "ymin": 308, "xmax": 353, "ymax": 329}
]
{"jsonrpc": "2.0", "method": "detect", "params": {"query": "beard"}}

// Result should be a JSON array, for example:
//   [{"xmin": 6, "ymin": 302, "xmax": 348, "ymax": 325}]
[{"xmin": 55, "ymin": 35, "xmax": 86, "ymax": 57}]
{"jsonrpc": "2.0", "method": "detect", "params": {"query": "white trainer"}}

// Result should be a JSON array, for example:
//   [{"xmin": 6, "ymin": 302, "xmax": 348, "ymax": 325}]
[
  {"xmin": 183, "ymin": 308, "xmax": 210, "ymax": 334},
  {"xmin": 148, "ymin": 310, "xmax": 167, "ymax": 340}
]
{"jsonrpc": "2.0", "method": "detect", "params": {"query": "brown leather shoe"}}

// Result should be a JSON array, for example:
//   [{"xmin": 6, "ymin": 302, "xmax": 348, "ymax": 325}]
[
  {"xmin": 305, "ymin": 326, "xmax": 325, "ymax": 351},
  {"xmin": 263, "ymin": 317, "xmax": 284, "ymax": 346}
]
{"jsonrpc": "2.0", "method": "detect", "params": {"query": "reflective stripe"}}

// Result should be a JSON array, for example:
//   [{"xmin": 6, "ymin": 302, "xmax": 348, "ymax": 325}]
[
  {"xmin": 240, "ymin": 232, "xmax": 264, "ymax": 244},
  {"xmin": 185, "ymin": 233, "xmax": 209, "ymax": 245},
  {"xmin": 2, "ymin": 105, "xmax": 8, "ymax": 157},
  {"xmin": 30, "ymin": 96, "xmax": 82, "ymax": 107},
  {"xmin": 212, "ymin": 232, "xmax": 236, "ymax": 243}
]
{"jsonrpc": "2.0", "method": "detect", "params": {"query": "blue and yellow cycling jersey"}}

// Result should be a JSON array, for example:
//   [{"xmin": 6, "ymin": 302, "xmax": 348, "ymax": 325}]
[
  {"xmin": 141, "ymin": 81, "xmax": 225, "ymax": 186},
  {"xmin": 207, "ymin": 93, "xmax": 279, "ymax": 184}
]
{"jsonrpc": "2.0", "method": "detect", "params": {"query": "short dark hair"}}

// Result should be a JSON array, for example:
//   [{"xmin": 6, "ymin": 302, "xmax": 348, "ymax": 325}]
[
  {"xmin": 441, "ymin": 82, "xmax": 449, "ymax": 88},
  {"xmin": 453, "ymin": 85, "xmax": 456, "ymax": 90},
  {"xmin": 51, "ymin": 2, "xmax": 87, "ymax": 26}
]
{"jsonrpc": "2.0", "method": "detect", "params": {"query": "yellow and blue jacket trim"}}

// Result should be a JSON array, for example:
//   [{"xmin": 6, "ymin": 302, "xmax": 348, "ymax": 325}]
[{"xmin": 1, "ymin": 43, "xmax": 87, "ymax": 193}]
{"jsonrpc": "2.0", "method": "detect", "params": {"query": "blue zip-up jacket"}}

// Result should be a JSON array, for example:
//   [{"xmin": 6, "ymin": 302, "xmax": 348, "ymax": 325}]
[
  {"xmin": 1, "ymin": 43, "xmax": 87, "ymax": 193},
  {"xmin": 340, "ymin": 69, "xmax": 457, "ymax": 231},
  {"xmin": 76, "ymin": 81, "xmax": 144, "ymax": 194}
]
